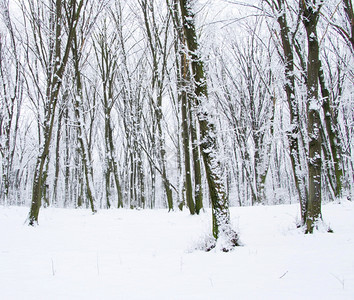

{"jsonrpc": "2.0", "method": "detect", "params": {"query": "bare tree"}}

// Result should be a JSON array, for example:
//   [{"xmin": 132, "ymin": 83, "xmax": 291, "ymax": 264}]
[
  {"xmin": 24, "ymin": 0, "xmax": 85, "ymax": 225},
  {"xmin": 178, "ymin": 0, "xmax": 239, "ymax": 249},
  {"xmin": 0, "ymin": 0, "xmax": 23, "ymax": 205},
  {"xmin": 300, "ymin": 0, "xmax": 323, "ymax": 233},
  {"xmin": 211, "ymin": 21, "xmax": 276, "ymax": 206},
  {"xmin": 139, "ymin": 0, "xmax": 174, "ymax": 211},
  {"xmin": 93, "ymin": 18, "xmax": 123, "ymax": 209},
  {"xmin": 264, "ymin": 0, "xmax": 309, "ymax": 220}
]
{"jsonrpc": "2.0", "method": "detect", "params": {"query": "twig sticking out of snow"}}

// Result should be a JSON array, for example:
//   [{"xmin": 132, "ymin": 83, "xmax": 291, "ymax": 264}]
[
  {"xmin": 331, "ymin": 273, "xmax": 345, "ymax": 289},
  {"xmin": 51, "ymin": 258, "xmax": 55, "ymax": 276},
  {"xmin": 96, "ymin": 252, "xmax": 100, "ymax": 276},
  {"xmin": 279, "ymin": 271, "xmax": 288, "ymax": 279}
]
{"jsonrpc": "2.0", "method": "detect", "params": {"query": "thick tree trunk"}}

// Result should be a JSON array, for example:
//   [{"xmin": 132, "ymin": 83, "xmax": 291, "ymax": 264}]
[
  {"xmin": 179, "ymin": 0, "xmax": 238, "ymax": 247},
  {"xmin": 301, "ymin": 1, "xmax": 323, "ymax": 233}
]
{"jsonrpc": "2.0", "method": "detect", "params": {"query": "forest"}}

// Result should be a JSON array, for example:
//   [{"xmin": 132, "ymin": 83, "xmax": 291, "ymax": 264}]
[
  {"xmin": 0, "ymin": 0, "xmax": 353, "ymax": 246},
  {"xmin": 1, "ymin": 1, "xmax": 354, "ymax": 298}
]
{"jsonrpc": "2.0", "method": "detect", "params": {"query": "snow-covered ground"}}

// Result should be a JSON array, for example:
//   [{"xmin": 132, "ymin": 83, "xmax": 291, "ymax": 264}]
[{"xmin": 1, "ymin": 201, "xmax": 353, "ymax": 300}]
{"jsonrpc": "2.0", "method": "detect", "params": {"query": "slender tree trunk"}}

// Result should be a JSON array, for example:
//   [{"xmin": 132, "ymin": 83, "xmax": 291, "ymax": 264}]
[
  {"xmin": 0, "ymin": 2, "xmax": 23, "ymax": 205},
  {"xmin": 52, "ymin": 104, "xmax": 65, "ymax": 206},
  {"xmin": 181, "ymin": 61, "xmax": 195, "ymax": 215},
  {"xmin": 343, "ymin": 0, "xmax": 354, "ymax": 52},
  {"xmin": 273, "ymin": 0, "xmax": 308, "ymax": 222},
  {"xmin": 140, "ymin": 0, "xmax": 174, "ymax": 211},
  {"xmin": 318, "ymin": 60, "xmax": 343, "ymax": 198},
  {"xmin": 71, "ymin": 30, "xmax": 97, "ymax": 213},
  {"xmin": 64, "ymin": 106, "xmax": 70, "ymax": 207},
  {"xmin": 107, "ymin": 115, "xmax": 123, "ymax": 208},
  {"xmin": 28, "ymin": 0, "xmax": 84, "ymax": 225},
  {"xmin": 29, "ymin": 77, "xmax": 60, "ymax": 225},
  {"xmin": 189, "ymin": 94, "xmax": 203, "ymax": 214}
]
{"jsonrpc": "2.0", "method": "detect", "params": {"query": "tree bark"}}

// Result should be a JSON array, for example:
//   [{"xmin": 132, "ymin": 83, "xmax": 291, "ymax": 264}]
[
  {"xmin": 318, "ymin": 60, "xmax": 343, "ymax": 199},
  {"xmin": 270, "ymin": 0, "xmax": 308, "ymax": 221},
  {"xmin": 179, "ymin": 0, "xmax": 238, "ymax": 247},
  {"xmin": 28, "ymin": 0, "xmax": 84, "ymax": 225},
  {"xmin": 189, "ymin": 95, "xmax": 203, "ymax": 214},
  {"xmin": 71, "ymin": 25, "xmax": 97, "ymax": 213},
  {"xmin": 300, "ymin": 0, "xmax": 323, "ymax": 233},
  {"xmin": 181, "ymin": 53, "xmax": 195, "ymax": 214}
]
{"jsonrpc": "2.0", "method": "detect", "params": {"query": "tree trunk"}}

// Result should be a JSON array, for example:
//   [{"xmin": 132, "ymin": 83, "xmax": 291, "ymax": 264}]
[
  {"xmin": 71, "ymin": 30, "xmax": 97, "ymax": 214},
  {"xmin": 181, "ymin": 62, "xmax": 195, "ymax": 215},
  {"xmin": 301, "ymin": 1, "xmax": 323, "ymax": 233},
  {"xmin": 28, "ymin": 0, "xmax": 84, "ymax": 225},
  {"xmin": 64, "ymin": 106, "xmax": 70, "ymax": 207},
  {"xmin": 343, "ymin": 0, "xmax": 354, "ymax": 52},
  {"xmin": 272, "ymin": 0, "xmax": 308, "ymax": 222},
  {"xmin": 52, "ymin": 103, "xmax": 65, "ymax": 206},
  {"xmin": 179, "ymin": 0, "xmax": 238, "ymax": 248},
  {"xmin": 189, "ymin": 93, "xmax": 203, "ymax": 214},
  {"xmin": 140, "ymin": 0, "xmax": 174, "ymax": 211},
  {"xmin": 318, "ymin": 60, "xmax": 343, "ymax": 199}
]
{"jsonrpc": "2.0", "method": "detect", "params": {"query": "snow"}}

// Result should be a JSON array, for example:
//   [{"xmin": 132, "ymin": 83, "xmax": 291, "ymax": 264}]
[{"xmin": 1, "ymin": 201, "xmax": 354, "ymax": 299}]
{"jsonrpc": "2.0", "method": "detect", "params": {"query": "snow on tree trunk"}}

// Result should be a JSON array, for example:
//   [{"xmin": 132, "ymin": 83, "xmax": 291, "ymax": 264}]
[
  {"xmin": 301, "ymin": 0, "xmax": 323, "ymax": 233},
  {"xmin": 179, "ymin": 0, "xmax": 239, "ymax": 249}
]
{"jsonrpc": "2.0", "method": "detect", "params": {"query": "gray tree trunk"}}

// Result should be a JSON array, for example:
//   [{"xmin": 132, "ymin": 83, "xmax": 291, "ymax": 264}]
[{"xmin": 301, "ymin": 0, "xmax": 323, "ymax": 233}]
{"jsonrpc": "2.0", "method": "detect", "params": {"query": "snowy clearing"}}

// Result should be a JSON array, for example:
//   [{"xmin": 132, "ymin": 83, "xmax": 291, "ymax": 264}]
[{"xmin": 1, "ymin": 201, "xmax": 353, "ymax": 300}]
